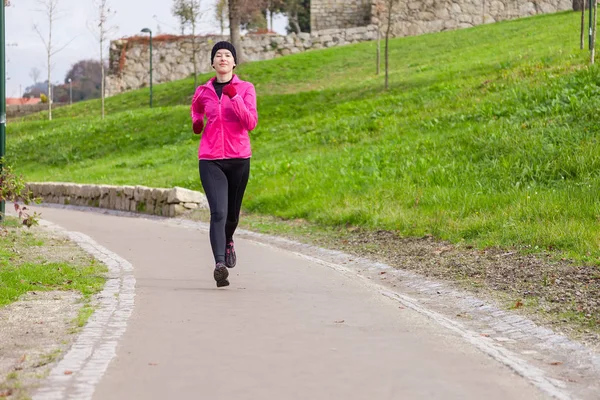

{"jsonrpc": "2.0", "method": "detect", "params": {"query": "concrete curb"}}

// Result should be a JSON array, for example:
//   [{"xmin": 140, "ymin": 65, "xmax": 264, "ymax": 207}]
[{"xmin": 32, "ymin": 219, "xmax": 136, "ymax": 400}]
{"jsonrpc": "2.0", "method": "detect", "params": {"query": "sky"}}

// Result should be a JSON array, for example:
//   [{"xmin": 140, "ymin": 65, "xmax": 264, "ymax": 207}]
[{"xmin": 5, "ymin": 0, "xmax": 288, "ymax": 98}]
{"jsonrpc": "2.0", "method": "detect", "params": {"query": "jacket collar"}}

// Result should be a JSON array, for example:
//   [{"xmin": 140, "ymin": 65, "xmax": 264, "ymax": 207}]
[{"xmin": 205, "ymin": 74, "xmax": 239, "ymax": 88}]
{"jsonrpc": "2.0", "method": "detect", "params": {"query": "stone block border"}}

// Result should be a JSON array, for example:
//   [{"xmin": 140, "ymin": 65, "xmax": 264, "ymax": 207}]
[{"xmin": 26, "ymin": 182, "xmax": 208, "ymax": 217}]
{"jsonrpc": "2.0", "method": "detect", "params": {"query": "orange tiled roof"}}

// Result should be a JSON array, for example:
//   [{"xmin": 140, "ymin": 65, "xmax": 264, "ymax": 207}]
[{"xmin": 6, "ymin": 98, "xmax": 42, "ymax": 105}]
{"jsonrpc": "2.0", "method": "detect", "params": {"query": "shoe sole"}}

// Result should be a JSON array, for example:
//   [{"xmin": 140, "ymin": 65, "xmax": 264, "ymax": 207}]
[{"xmin": 214, "ymin": 266, "xmax": 230, "ymax": 287}]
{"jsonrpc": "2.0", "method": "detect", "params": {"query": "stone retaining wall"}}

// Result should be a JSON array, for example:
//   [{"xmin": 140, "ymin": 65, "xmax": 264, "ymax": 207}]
[
  {"xmin": 106, "ymin": 26, "xmax": 377, "ymax": 96},
  {"xmin": 311, "ymin": 0, "xmax": 372, "ymax": 31},
  {"xmin": 375, "ymin": 0, "xmax": 573, "ymax": 37},
  {"xmin": 26, "ymin": 183, "xmax": 208, "ymax": 218},
  {"xmin": 105, "ymin": 0, "xmax": 573, "ymax": 97}
]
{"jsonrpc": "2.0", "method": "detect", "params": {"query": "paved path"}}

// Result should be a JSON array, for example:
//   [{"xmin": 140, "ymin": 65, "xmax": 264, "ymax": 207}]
[{"xmin": 34, "ymin": 206, "xmax": 550, "ymax": 400}]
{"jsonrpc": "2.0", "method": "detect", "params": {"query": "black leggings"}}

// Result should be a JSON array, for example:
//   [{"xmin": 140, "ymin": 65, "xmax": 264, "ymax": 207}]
[{"xmin": 199, "ymin": 159, "xmax": 250, "ymax": 264}]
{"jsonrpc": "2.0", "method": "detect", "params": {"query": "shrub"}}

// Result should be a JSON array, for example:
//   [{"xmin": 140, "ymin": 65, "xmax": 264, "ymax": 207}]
[{"xmin": 0, "ymin": 161, "xmax": 40, "ymax": 227}]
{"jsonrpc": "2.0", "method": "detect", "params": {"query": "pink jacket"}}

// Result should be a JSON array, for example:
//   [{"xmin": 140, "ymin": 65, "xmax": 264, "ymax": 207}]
[{"xmin": 190, "ymin": 75, "xmax": 258, "ymax": 160}]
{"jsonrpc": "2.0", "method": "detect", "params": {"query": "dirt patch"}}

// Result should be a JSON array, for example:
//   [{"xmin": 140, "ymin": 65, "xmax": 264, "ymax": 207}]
[
  {"xmin": 0, "ymin": 291, "xmax": 83, "ymax": 399},
  {"xmin": 0, "ymin": 222, "xmax": 102, "ymax": 399}
]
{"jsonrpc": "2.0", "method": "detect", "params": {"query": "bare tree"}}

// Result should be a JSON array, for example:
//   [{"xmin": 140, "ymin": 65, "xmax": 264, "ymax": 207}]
[
  {"xmin": 172, "ymin": 0, "xmax": 204, "ymax": 87},
  {"xmin": 189, "ymin": 0, "xmax": 203, "ymax": 87},
  {"xmin": 173, "ymin": 0, "xmax": 190, "ymax": 35},
  {"xmin": 374, "ymin": 2, "xmax": 386, "ymax": 75},
  {"xmin": 266, "ymin": 0, "xmax": 274, "ymax": 31},
  {"xmin": 578, "ymin": 0, "xmax": 587, "ymax": 50},
  {"xmin": 383, "ymin": 0, "xmax": 398, "ymax": 90},
  {"xmin": 283, "ymin": 0, "xmax": 302, "ymax": 33},
  {"xmin": 215, "ymin": 0, "xmax": 227, "ymax": 35},
  {"xmin": 29, "ymin": 67, "xmax": 41, "ymax": 84},
  {"xmin": 89, "ymin": 0, "xmax": 116, "ymax": 119},
  {"xmin": 33, "ymin": 0, "xmax": 71, "ymax": 120},
  {"xmin": 228, "ymin": 0, "xmax": 243, "ymax": 62},
  {"xmin": 481, "ymin": 0, "xmax": 486, "ymax": 24}
]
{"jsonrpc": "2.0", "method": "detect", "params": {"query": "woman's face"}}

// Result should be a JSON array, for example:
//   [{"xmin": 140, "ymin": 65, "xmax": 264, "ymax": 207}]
[{"xmin": 213, "ymin": 49, "xmax": 235, "ymax": 74}]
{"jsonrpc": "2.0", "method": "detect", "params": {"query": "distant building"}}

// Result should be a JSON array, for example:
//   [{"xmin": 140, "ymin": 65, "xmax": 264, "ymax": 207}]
[{"xmin": 6, "ymin": 97, "xmax": 42, "ymax": 105}]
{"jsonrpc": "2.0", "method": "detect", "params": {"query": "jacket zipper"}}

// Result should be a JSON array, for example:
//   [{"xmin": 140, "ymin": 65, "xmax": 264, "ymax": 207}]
[
  {"xmin": 218, "ymin": 95, "xmax": 224, "ymax": 159},
  {"xmin": 206, "ymin": 82, "xmax": 224, "ymax": 159},
  {"xmin": 206, "ymin": 80, "xmax": 230, "ymax": 159}
]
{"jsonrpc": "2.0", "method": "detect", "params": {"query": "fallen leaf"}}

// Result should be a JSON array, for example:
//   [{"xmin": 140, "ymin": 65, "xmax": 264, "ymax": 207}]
[
  {"xmin": 379, "ymin": 271, "xmax": 387, "ymax": 275},
  {"xmin": 64, "ymin": 370, "xmax": 73, "ymax": 375},
  {"xmin": 514, "ymin": 300, "xmax": 524, "ymax": 309},
  {"xmin": 0, "ymin": 389, "xmax": 14, "ymax": 397},
  {"xmin": 480, "ymin": 333, "xmax": 490, "ymax": 337},
  {"xmin": 549, "ymin": 361, "xmax": 563, "ymax": 366}
]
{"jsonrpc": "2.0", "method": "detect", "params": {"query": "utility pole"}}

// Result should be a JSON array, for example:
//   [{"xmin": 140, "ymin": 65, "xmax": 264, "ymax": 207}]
[
  {"xmin": 591, "ymin": 0, "xmax": 596, "ymax": 50},
  {"xmin": 141, "ymin": 28, "xmax": 153, "ymax": 108}
]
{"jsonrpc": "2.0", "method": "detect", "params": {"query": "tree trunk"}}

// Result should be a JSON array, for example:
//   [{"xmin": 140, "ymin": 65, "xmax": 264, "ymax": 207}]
[
  {"xmin": 192, "ymin": 20, "xmax": 198, "ymax": 87},
  {"xmin": 101, "ymin": 39, "xmax": 105, "ymax": 119},
  {"xmin": 228, "ymin": 0, "xmax": 243, "ymax": 63},
  {"xmin": 582, "ymin": 0, "xmax": 587, "ymax": 49},
  {"xmin": 482, "ymin": 0, "xmax": 485, "ymax": 24},
  {"xmin": 376, "ymin": 26, "xmax": 380, "ymax": 75},
  {"xmin": 574, "ymin": 0, "xmax": 586, "ymax": 11},
  {"xmin": 291, "ymin": 11, "xmax": 301, "ymax": 33},
  {"xmin": 385, "ymin": 0, "xmax": 393, "ymax": 90}
]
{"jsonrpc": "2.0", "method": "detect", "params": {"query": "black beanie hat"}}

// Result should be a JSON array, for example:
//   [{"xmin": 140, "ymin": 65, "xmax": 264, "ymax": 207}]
[{"xmin": 211, "ymin": 41, "xmax": 237, "ymax": 66}]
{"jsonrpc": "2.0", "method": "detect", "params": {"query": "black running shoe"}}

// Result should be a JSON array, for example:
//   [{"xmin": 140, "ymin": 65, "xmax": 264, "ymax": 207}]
[
  {"xmin": 214, "ymin": 262, "xmax": 229, "ymax": 287},
  {"xmin": 225, "ymin": 241, "xmax": 236, "ymax": 268}
]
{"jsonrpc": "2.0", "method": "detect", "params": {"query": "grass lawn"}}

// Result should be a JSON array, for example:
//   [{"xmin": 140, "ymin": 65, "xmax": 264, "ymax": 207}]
[
  {"xmin": 6, "ymin": 10, "xmax": 600, "ymax": 265},
  {"xmin": 0, "ymin": 218, "xmax": 106, "ymax": 307}
]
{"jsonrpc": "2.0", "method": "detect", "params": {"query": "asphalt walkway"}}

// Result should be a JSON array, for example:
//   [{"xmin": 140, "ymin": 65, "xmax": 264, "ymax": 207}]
[{"xmin": 35, "ymin": 206, "xmax": 548, "ymax": 400}]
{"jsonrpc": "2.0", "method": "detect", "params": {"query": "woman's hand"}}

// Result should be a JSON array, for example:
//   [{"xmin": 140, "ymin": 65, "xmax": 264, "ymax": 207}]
[
  {"xmin": 193, "ymin": 119, "xmax": 204, "ymax": 134},
  {"xmin": 223, "ymin": 84, "xmax": 237, "ymax": 98}
]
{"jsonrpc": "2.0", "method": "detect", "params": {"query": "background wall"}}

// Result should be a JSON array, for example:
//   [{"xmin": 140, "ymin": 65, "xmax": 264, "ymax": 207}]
[{"xmin": 106, "ymin": 0, "xmax": 572, "ymax": 96}]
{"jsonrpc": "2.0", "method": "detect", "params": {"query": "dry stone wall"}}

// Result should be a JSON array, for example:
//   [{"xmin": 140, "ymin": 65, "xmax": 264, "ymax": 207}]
[
  {"xmin": 373, "ymin": 0, "xmax": 573, "ymax": 37},
  {"xmin": 106, "ymin": 27, "xmax": 377, "ymax": 96},
  {"xmin": 311, "ymin": 0, "xmax": 372, "ymax": 31},
  {"xmin": 312, "ymin": 0, "xmax": 573, "ymax": 32},
  {"xmin": 26, "ymin": 183, "xmax": 208, "ymax": 217}
]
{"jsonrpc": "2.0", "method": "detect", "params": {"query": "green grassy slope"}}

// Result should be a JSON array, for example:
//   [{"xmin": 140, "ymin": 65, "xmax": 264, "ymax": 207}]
[{"xmin": 7, "ymin": 11, "xmax": 600, "ymax": 263}]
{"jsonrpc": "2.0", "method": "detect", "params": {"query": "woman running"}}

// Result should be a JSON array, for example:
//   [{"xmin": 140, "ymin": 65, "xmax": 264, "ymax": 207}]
[{"xmin": 190, "ymin": 41, "xmax": 258, "ymax": 287}]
